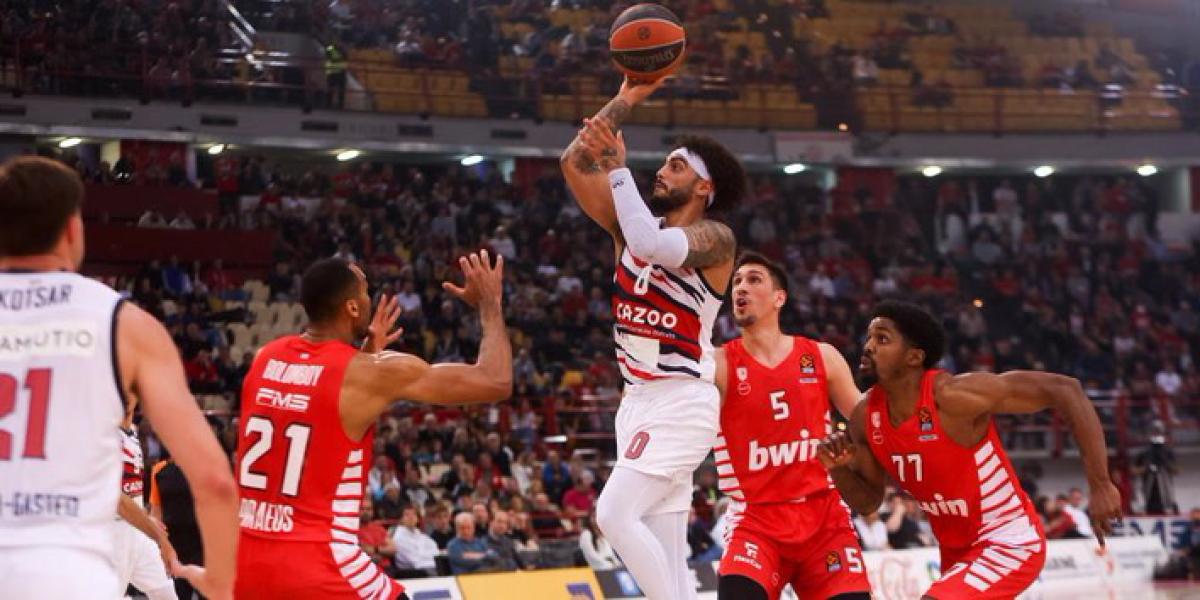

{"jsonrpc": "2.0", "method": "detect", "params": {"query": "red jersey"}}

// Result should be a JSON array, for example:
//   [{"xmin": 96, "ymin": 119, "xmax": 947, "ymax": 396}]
[
  {"xmin": 716, "ymin": 336, "xmax": 834, "ymax": 503},
  {"xmin": 865, "ymin": 370, "xmax": 1044, "ymax": 550},
  {"xmin": 237, "ymin": 336, "xmax": 373, "ymax": 544}
]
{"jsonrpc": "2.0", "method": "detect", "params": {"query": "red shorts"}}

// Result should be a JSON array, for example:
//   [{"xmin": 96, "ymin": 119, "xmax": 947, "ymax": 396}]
[
  {"xmin": 236, "ymin": 534, "xmax": 405, "ymax": 600},
  {"xmin": 718, "ymin": 491, "xmax": 870, "ymax": 600},
  {"xmin": 926, "ymin": 541, "xmax": 1047, "ymax": 599}
]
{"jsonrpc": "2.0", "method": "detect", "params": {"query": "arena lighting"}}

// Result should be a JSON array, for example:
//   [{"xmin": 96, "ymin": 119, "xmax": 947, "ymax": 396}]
[
  {"xmin": 1033, "ymin": 165, "xmax": 1055, "ymax": 178},
  {"xmin": 1137, "ymin": 164, "xmax": 1158, "ymax": 177},
  {"xmin": 460, "ymin": 154, "xmax": 485, "ymax": 166},
  {"xmin": 207, "ymin": 144, "xmax": 225, "ymax": 156},
  {"xmin": 782, "ymin": 163, "xmax": 806, "ymax": 174},
  {"xmin": 922, "ymin": 166, "xmax": 943, "ymax": 178},
  {"xmin": 58, "ymin": 137, "xmax": 82, "ymax": 148},
  {"xmin": 973, "ymin": 298, "xmax": 984, "ymax": 308},
  {"xmin": 837, "ymin": 122, "xmax": 849, "ymax": 132},
  {"xmin": 335, "ymin": 149, "xmax": 360, "ymax": 162}
]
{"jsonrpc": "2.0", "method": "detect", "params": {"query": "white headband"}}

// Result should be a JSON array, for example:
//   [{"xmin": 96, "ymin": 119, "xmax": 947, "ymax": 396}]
[{"xmin": 668, "ymin": 147, "xmax": 715, "ymax": 207}]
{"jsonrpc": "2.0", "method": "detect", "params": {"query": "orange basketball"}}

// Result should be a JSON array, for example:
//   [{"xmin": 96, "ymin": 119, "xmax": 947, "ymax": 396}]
[{"xmin": 609, "ymin": 3, "xmax": 687, "ymax": 82}]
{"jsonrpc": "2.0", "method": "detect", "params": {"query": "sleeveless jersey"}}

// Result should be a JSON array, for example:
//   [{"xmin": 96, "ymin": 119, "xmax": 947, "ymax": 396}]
[
  {"xmin": 612, "ymin": 247, "xmax": 723, "ymax": 386},
  {"xmin": 237, "ymin": 335, "xmax": 374, "ymax": 544},
  {"xmin": 0, "ymin": 270, "xmax": 126, "ymax": 557},
  {"xmin": 120, "ymin": 425, "xmax": 145, "ymax": 508},
  {"xmin": 716, "ymin": 337, "xmax": 834, "ymax": 503},
  {"xmin": 865, "ymin": 370, "xmax": 1043, "ymax": 550}
]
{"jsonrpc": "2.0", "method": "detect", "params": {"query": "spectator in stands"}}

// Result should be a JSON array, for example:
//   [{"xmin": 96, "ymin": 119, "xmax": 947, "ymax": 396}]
[
  {"xmin": 369, "ymin": 456, "xmax": 400, "ymax": 501},
  {"xmin": 483, "ymin": 432, "xmax": 513, "ymax": 477},
  {"xmin": 509, "ymin": 511, "xmax": 539, "ymax": 552},
  {"xmin": 562, "ymin": 472, "xmax": 598, "ymax": 515},
  {"xmin": 403, "ymin": 467, "xmax": 433, "ymax": 509},
  {"xmin": 447, "ymin": 512, "xmax": 497, "ymax": 575},
  {"xmin": 1044, "ymin": 495, "xmax": 1088, "ymax": 539},
  {"xmin": 391, "ymin": 505, "xmax": 439, "ymax": 578},
  {"xmin": 511, "ymin": 450, "xmax": 537, "ymax": 497},
  {"xmin": 542, "ymin": 450, "xmax": 571, "ymax": 504},
  {"xmin": 162, "ymin": 256, "xmax": 193, "ymax": 297},
  {"xmin": 882, "ymin": 493, "xmax": 928, "ymax": 549},
  {"xmin": 1157, "ymin": 362, "xmax": 1183, "ymax": 400},
  {"xmin": 377, "ymin": 483, "xmax": 406, "ymax": 520},
  {"xmin": 579, "ymin": 511, "xmax": 621, "ymax": 570},
  {"xmin": 472, "ymin": 502, "xmax": 491, "ymax": 537},
  {"xmin": 1135, "ymin": 420, "xmax": 1179, "ymax": 514},
  {"xmin": 185, "ymin": 348, "xmax": 221, "ymax": 393},
  {"xmin": 485, "ymin": 510, "xmax": 528, "ymax": 571},
  {"xmin": 427, "ymin": 504, "xmax": 455, "ymax": 550},
  {"xmin": 852, "ymin": 52, "xmax": 880, "ymax": 86},
  {"xmin": 854, "ymin": 511, "xmax": 889, "ymax": 550},
  {"xmin": 530, "ymin": 492, "xmax": 562, "ymax": 536},
  {"xmin": 686, "ymin": 507, "xmax": 723, "ymax": 564},
  {"xmin": 359, "ymin": 495, "xmax": 396, "ymax": 567}
]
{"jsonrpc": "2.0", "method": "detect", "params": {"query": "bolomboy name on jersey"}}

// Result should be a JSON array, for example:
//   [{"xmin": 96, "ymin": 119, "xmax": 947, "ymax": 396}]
[{"xmin": 261, "ymin": 359, "xmax": 325, "ymax": 387}]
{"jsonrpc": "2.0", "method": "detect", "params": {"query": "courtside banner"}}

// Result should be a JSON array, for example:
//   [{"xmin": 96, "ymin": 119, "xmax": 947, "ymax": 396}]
[
  {"xmin": 456, "ymin": 567, "xmax": 603, "ymax": 600},
  {"xmin": 395, "ymin": 577, "xmax": 464, "ymax": 600},
  {"xmin": 1110, "ymin": 515, "xmax": 1192, "ymax": 550},
  {"xmin": 857, "ymin": 536, "xmax": 1166, "ymax": 600},
  {"xmin": 596, "ymin": 562, "xmax": 719, "ymax": 599}
]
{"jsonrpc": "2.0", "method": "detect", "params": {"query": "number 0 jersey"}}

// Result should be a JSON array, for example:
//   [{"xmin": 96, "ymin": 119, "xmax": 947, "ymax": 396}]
[
  {"xmin": 612, "ymin": 248, "xmax": 724, "ymax": 386},
  {"xmin": 237, "ymin": 335, "xmax": 373, "ymax": 544},
  {"xmin": 716, "ymin": 336, "xmax": 835, "ymax": 503},
  {"xmin": 0, "ymin": 270, "xmax": 126, "ymax": 558}
]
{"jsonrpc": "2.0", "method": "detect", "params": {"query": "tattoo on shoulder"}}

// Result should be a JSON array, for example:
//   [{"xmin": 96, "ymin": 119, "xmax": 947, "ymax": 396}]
[{"xmin": 682, "ymin": 220, "xmax": 736, "ymax": 268}]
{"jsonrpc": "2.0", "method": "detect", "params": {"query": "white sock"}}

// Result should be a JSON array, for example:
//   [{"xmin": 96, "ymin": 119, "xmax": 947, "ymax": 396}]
[
  {"xmin": 596, "ymin": 467, "xmax": 678, "ymax": 600},
  {"xmin": 645, "ymin": 509, "xmax": 696, "ymax": 600}
]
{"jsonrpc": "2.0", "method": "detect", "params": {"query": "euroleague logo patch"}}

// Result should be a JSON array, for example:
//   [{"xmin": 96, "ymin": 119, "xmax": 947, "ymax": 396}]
[
  {"xmin": 918, "ymin": 406, "xmax": 934, "ymax": 432},
  {"xmin": 825, "ymin": 550, "xmax": 843, "ymax": 572},
  {"xmin": 870, "ymin": 411, "xmax": 884, "ymax": 444},
  {"xmin": 637, "ymin": 26, "xmax": 651, "ymax": 40},
  {"xmin": 799, "ymin": 353, "xmax": 816, "ymax": 374}
]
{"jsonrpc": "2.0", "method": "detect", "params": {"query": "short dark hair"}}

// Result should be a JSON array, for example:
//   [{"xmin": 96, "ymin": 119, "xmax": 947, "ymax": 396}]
[
  {"xmin": 872, "ymin": 300, "xmax": 945, "ymax": 368},
  {"xmin": 674, "ymin": 135, "xmax": 747, "ymax": 213},
  {"xmin": 300, "ymin": 258, "xmax": 359, "ymax": 323},
  {"xmin": 735, "ymin": 251, "xmax": 788, "ymax": 293},
  {"xmin": 0, "ymin": 156, "xmax": 84, "ymax": 257}
]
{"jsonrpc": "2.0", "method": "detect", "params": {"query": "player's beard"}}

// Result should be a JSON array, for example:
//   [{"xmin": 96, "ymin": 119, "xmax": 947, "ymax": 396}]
[
  {"xmin": 648, "ymin": 181, "xmax": 694, "ymax": 216},
  {"xmin": 734, "ymin": 313, "xmax": 756, "ymax": 328}
]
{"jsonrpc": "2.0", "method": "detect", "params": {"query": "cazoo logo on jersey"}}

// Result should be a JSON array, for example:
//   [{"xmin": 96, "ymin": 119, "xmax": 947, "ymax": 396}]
[{"xmin": 614, "ymin": 302, "xmax": 679, "ymax": 329}]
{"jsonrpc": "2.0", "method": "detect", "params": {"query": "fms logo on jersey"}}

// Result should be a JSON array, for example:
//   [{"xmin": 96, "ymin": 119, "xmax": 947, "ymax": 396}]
[{"xmin": 825, "ymin": 551, "xmax": 843, "ymax": 573}]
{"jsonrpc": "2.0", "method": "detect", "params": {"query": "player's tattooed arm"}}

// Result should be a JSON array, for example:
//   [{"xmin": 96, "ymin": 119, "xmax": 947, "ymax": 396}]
[
  {"xmin": 562, "ymin": 97, "xmax": 632, "ymax": 174},
  {"xmin": 681, "ymin": 219, "xmax": 736, "ymax": 268}
]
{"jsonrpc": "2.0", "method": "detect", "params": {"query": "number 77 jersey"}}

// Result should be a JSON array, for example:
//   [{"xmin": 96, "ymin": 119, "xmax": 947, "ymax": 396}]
[{"xmin": 237, "ymin": 335, "xmax": 369, "ymax": 544}]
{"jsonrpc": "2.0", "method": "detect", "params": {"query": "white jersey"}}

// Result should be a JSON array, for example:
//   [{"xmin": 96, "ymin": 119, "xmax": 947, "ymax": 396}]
[
  {"xmin": 0, "ymin": 270, "xmax": 126, "ymax": 558},
  {"xmin": 612, "ymin": 248, "xmax": 724, "ymax": 386}
]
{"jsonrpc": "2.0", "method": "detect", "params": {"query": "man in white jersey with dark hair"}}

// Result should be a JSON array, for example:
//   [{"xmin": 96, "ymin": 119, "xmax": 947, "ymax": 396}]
[
  {"xmin": 116, "ymin": 412, "xmax": 179, "ymax": 600},
  {"xmin": 562, "ymin": 76, "xmax": 746, "ymax": 600},
  {"xmin": 0, "ymin": 156, "xmax": 238, "ymax": 600}
]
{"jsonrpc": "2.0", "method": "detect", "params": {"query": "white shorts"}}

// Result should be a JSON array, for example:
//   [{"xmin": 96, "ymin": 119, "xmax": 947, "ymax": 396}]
[
  {"xmin": 614, "ymin": 377, "xmax": 720, "ymax": 514},
  {"xmin": 114, "ymin": 518, "xmax": 176, "ymax": 597},
  {"xmin": 0, "ymin": 545, "xmax": 119, "ymax": 599}
]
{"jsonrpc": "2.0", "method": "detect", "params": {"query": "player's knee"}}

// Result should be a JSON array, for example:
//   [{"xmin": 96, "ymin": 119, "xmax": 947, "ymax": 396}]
[
  {"xmin": 717, "ymin": 575, "xmax": 768, "ymax": 600},
  {"xmin": 594, "ymin": 491, "xmax": 625, "ymax": 537},
  {"xmin": 144, "ymin": 585, "xmax": 179, "ymax": 600},
  {"xmin": 829, "ymin": 593, "xmax": 872, "ymax": 600}
]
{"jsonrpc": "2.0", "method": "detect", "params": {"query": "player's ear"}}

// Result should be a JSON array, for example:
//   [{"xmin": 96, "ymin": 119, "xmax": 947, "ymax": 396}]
[
  {"xmin": 907, "ymin": 348, "xmax": 926, "ymax": 368},
  {"xmin": 345, "ymin": 297, "xmax": 361, "ymax": 320},
  {"xmin": 774, "ymin": 289, "xmax": 786, "ymax": 309},
  {"xmin": 696, "ymin": 177, "xmax": 713, "ymax": 201}
]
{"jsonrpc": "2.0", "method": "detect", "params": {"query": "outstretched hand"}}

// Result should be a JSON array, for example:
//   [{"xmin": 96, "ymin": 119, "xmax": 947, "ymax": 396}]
[
  {"xmin": 363, "ymin": 293, "xmax": 404, "ymax": 353},
  {"xmin": 443, "ymin": 250, "xmax": 505, "ymax": 310},
  {"xmin": 171, "ymin": 561, "xmax": 232, "ymax": 600},
  {"xmin": 618, "ymin": 75, "xmax": 667, "ymax": 106}
]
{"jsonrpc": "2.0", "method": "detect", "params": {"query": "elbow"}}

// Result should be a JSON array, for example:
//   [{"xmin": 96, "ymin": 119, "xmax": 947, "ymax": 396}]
[
  {"xmin": 192, "ymin": 467, "xmax": 239, "ymax": 505},
  {"xmin": 489, "ymin": 375, "xmax": 513, "ymax": 403}
]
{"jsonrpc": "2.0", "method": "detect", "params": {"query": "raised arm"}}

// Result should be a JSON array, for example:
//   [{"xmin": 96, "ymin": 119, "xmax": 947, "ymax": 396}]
[
  {"xmin": 342, "ymin": 251, "xmax": 512, "ymax": 437},
  {"xmin": 560, "ymin": 77, "xmax": 666, "ymax": 243},
  {"xmin": 941, "ymin": 370, "xmax": 1121, "ymax": 543},
  {"xmin": 118, "ymin": 303, "xmax": 238, "ymax": 600},
  {"xmin": 577, "ymin": 116, "xmax": 735, "ymax": 270},
  {"xmin": 819, "ymin": 342, "xmax": 861, "ymax": 420},
  {"xmin": 817, "ymin": 400, "xmax": 888, "ymax": 515}
]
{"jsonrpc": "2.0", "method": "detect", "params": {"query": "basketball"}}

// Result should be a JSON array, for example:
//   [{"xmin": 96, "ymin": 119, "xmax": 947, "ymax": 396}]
[{"xmin": 609, "ymin": 3, "xmax": 686, "ymax": 82}]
